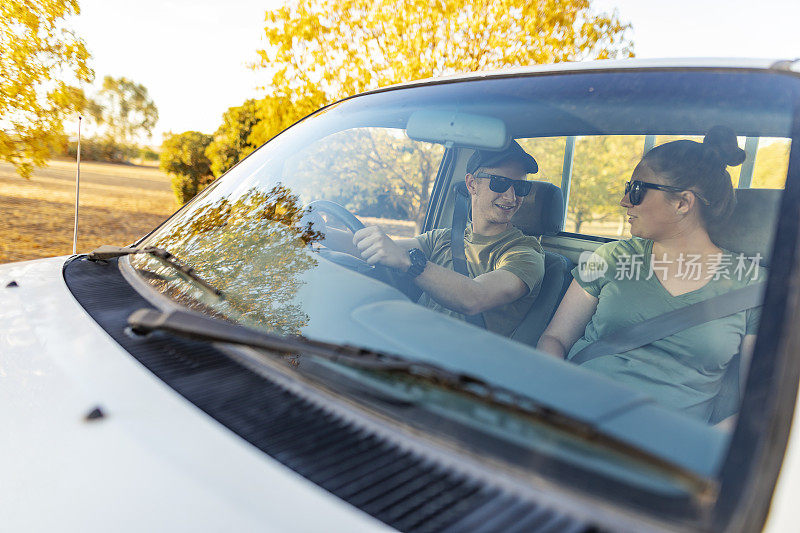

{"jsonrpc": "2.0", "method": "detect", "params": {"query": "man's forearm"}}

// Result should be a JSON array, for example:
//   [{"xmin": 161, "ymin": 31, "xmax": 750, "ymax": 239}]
[
  {"xmin": 413, "ymin": 260, "xmax": 484, "ymax": 316},
  {"xmin": 352, "ymin": 226, "xmax": 527, "ymax": 316}
]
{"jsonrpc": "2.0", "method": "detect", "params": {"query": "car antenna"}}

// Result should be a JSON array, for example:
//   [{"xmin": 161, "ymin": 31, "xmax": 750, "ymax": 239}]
[{"xmin": 72, "ymin": 115, "xmax": 82, "ymax": 255}]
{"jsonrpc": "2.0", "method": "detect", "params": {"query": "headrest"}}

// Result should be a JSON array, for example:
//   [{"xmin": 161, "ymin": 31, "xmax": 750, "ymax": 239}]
[
  {"xmin": 512, "ymin": 181, "xmax": 565, "ymax": 236},
  {"xmin": 710, "ymin": 188, "xmax": 781, "ymax": 267},
  {"xmin": 452, "ymin": 181, "xmax": 564, "ymax": 236}
]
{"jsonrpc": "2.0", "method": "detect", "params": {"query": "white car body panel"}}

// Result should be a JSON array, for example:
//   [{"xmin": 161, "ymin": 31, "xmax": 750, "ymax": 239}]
[
  {"xmin": 763, "ymin": 388, "xmax": 800, "ymax": 531},
  {"xmin": 0, "ymin": 257, "xmax": 389, "ymax": 532}
]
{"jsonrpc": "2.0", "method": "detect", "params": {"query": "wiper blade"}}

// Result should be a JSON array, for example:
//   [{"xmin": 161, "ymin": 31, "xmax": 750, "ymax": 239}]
[
  {"xmin": 88, "ymin": 245, "xmax": 223, "ymax": 299},
  {"xmin": 127, "ymin": 307, "xmax": 716, "ymax": 497}
]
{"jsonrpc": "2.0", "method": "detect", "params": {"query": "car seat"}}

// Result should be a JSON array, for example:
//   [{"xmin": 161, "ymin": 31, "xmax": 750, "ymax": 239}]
[
  {"xmin": 508, "ymin": 181, "xmax": 573, "ymax": 346},
  {"xmin": 707, "ymin": 188, "xmax": 781, "ymax": 423}
]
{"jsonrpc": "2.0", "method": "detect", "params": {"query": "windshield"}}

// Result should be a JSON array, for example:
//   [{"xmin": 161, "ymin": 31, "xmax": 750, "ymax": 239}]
[{"xmin": 130, "ymin": 68, "xmax": 799, "ymax": 510}]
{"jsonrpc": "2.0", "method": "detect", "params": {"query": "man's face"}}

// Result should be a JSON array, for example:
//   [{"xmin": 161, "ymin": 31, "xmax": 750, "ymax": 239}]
[{"xmin": 466, "ymin": 161, "xmax": 527, "ymax": 228}]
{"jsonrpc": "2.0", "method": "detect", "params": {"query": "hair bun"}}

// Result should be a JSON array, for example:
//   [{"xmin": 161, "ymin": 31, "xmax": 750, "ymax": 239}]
[{"xmin": 703, "ymin": 126, "xmax": 746, "ymax": 167}]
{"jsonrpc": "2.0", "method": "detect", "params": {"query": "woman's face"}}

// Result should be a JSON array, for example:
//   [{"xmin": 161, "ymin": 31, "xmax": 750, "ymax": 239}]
[{"xmin": 620, "ymin": 163, "xmax": 686, "ymax": 241}]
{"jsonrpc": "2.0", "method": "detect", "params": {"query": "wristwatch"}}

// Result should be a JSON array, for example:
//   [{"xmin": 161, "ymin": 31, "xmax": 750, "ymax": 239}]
[{"xmin": 406, "ymin": 248, "xmax": 427, "ymax": 278}]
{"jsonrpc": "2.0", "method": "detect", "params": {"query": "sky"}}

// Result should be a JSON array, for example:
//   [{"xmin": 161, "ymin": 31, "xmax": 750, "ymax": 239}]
[
  {"xmin": 71, "ymin": 0, "xmax": 280, "ymax": 142},
  {"xmin": 69, "ymin": 0, "xmax": 799, "ymax": 144}
]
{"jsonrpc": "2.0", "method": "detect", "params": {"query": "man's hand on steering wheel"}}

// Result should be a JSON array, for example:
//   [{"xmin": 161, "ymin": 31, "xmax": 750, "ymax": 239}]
[{"xmin": 353, "ymin": 226, "xmax": 411, "ymax": 271}]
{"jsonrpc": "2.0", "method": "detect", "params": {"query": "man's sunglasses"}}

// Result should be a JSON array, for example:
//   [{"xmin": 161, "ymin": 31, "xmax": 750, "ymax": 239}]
[
  {"xmin": 475, "ymin": 172, "xmax": 533, "ymax": 197},
  {"xmin": 624, "ymin": 180, "xmax": 710, "ymax": 206}
]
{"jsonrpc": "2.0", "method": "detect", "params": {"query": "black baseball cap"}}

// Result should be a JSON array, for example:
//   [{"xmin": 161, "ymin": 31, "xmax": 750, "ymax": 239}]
[{"xmin": 466, "ymin": 140, "xmax": 538, "ymax": 175}]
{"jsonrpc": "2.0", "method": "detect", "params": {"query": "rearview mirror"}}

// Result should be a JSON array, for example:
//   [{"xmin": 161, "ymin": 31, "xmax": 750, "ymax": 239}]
[{"xmin": 406, "ymin": 110, "xmax": 508, "ymax": 149}]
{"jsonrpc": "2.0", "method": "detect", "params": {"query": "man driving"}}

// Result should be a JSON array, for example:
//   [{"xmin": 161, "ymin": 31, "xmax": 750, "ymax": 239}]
[{"xmin": 351, "ymin": 141, "xmax": 545, "ymax": 337}]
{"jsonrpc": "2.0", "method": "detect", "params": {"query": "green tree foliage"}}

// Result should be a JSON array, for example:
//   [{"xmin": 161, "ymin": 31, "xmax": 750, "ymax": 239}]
[
  {"xmin": 63, "ymin": 136, "xmax": 139, "ymax": 162},
  {"xmin": 568, "ymin": 136, "xmax": 643, "ymax": 233},
  {"xmin": 289, "ymin": 128, "xmax": 443, "ymax": 231},
  {"xmin": 88, "ymin": 75, "xmax": 158, "ymax": 147},
  {"xmin": 139, "ymin": 147, "xmax": 160, "ymax": 162},
  {"xmin": 518, "ymin": 137, "xmax": 567, "ymax": 186},
  {"xmin": 205, "ymin": 99, "xmax": 261, "ymax": 177},
  {"xmin": 0, "ymin": 0, "xmax": 92, "ymax": 177},
  {"xmin": 160, "ymin": 131, "xmax": 213, "ymax": 204},
  {"xmin": 520, "ymin": 136, "xmax": 643, "ymax": 234},
  {"xmin": 649, "ymin": 135, "xmax": 791, "ymax": 189}
]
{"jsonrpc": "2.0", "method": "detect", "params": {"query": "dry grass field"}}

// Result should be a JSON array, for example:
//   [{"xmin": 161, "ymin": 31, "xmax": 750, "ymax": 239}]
[
  {"xmin": 0, "ymin": 157, "xmax": 629, "ymax": 265},
  {"xmin": 0, "ymin": 159, "xmax": 177, "ymax": 264}
]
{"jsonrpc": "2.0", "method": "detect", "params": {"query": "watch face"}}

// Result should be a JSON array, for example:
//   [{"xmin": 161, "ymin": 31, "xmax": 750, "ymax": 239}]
[{"xmin": 408, "ymin": 248, "xmax": 426, "ymax": 277}]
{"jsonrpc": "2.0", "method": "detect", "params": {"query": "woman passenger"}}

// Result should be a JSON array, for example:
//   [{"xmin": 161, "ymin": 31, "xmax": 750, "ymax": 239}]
[{"xmin": 536, "ymin": 127, "xmax": 765, "ymax": 423}]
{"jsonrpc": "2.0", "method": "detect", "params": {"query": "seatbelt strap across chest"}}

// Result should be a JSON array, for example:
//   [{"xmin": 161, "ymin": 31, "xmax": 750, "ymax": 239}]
[
  {"xmin": 452, "ymin": 183, "xmax": 486, "ymax": 328},
  {"xmin": 570, "ymin": 281, "xmax": 766, "ymax": 365}
]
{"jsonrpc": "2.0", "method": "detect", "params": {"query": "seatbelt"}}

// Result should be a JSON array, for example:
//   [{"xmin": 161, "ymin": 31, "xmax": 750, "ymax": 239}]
[
  {"xmin": 570, "ymin": 282, "xmax": 766, "ymax": 365},
  {"xmin": 451, "ymin": 183, "xmax": 486, "ymax": 328}
]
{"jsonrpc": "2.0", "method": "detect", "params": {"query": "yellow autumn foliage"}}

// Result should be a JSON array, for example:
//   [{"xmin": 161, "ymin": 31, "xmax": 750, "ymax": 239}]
[
  {"xmin": 249, "ymin": 0, "xmax": 633, "ymax": 146},
  {"xmin": 0, "ymin": 0, "xmax": 92, "ymax": 178}
]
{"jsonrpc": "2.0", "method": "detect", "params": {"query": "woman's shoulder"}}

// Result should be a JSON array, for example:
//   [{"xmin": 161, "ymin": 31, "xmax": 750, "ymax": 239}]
[
  {"xmin": 574, "ymin": 238, "xmax": 648, "ymax": 288},
  {"xmin": 590, "ymin": 237, "xmax": 650, "ymax": 262}
]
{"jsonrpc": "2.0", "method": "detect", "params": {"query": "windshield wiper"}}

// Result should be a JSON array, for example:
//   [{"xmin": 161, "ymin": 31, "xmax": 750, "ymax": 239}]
[
  {"xmin": 87, "ymin": 245, "xmax": 223, "ymax": 299},
  {"xmin": 127, "ymin": 307, "xmax": 716, "ymax": 497}
]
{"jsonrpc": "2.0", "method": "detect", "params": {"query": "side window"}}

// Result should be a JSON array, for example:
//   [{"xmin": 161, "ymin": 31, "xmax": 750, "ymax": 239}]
[
  {"xmin": 627, "ymin": 135, "xmax": 791, "ymax": 191},
  {"xmin": 520, "ymin": 136, "xmax": 646, "ymax": 238},
  {"xmin": 520, "ymin": 135, "xmax": 792, "ymax": 240},
  {"xmin": 285, "ymin": 127, "xmax": 443, "ymax": 237},
  {"xmin": 750, "ymin": 138, "xmax": 791, "ymax": 189}
]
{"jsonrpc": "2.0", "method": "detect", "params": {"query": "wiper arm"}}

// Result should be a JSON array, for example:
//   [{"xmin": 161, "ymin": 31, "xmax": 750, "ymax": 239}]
[
  {"xmin": 88, "ymin": 245, "xmax": 223, "ymax": 299},
  {"xmin": 127, "ymin": 307, "xmax": 716, "ymax": 497}
]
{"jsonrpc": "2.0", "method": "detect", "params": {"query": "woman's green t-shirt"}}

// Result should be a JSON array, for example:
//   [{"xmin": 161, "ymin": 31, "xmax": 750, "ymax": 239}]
[{"xmin": 568, "ymin": 237, "xmax": 766, "ymax": 422}]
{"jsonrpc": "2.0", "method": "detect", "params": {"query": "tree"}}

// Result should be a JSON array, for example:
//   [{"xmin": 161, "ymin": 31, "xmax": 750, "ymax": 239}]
[
  {"xmin": 255, "ymin": 0, "xmax": 633, "ymax": 107},
  {"xmin": 139, "ymin": 185, "xmax": 323, "ymax": 335},
  {"xmin": 568, "ymin": 136, "xmax": 643, "ymax": 233},
  {"xmin": 205, "ymin": 99, "xmax": 261, "ymax": 178},
  {"xmin": 160, "ymin": 131, "xmax": 213, "ymax": 204},
  {"xmin": 246, "ymin": 0, "xmax": 633, "ymax": 226},
  {"xmin": 0, "ymin": 0, "xmax": 92, "ymax": 177},
  {"xmin": 751, "ymin": 141, "xmax": 791, "ymax": 189},
  {"xmin": 88, "ymin": 75, "xmax": 158, "ymax": 147},
  {"xmin": 520, "ymin": 136, "xmax": 643, "ymax": 234},
  {"xmin": 247, "ymin": 93, "xmax": 325, "ymax": 149},
  {"xmin": 289, "ymin": 128, "xmax": 443, "ymax": 231}
]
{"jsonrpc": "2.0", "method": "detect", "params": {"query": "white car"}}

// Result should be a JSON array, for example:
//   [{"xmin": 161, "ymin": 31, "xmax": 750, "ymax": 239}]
[{"xmin": 3, "ymin": 58, "xmax": 800, "ymax": 532}]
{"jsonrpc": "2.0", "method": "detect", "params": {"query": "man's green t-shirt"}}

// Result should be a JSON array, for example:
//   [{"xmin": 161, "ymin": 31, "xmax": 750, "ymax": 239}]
[
  {"xmin": 414, "ymin": 226, "xmax": 545, "ymax": 337},
  {"xmin": 568, "ymin": 237, "xmax": 766, "ymax": 422}
]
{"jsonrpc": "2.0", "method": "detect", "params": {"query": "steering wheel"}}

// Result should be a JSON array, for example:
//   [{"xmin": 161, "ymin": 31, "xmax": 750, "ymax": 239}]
[
  {"xmin": 307, "ymin": 200, "xmax": 365, "ymax": 233},
  {"xmin": 306, "ymin": 200, "xmax": 419, "ymax": 299}
]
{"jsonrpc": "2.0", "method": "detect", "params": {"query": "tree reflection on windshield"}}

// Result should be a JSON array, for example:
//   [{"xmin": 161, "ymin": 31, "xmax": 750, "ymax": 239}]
[
  {"xmin": 287, "ymin": 128, "xmax": 443, "ymax": 232},
  {"xmin": 134, "ymin": 183, "xmax": 324, "ymax": 335}
]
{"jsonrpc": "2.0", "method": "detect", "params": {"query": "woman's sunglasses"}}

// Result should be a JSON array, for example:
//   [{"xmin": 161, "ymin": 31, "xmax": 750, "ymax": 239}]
[
  {"xmin": 624, "ymin": 180, "xmax": 710, "ymax": 206},
  {"xmin": 475, "ymin": 172, "xmax": 533, "ymax": 197}
]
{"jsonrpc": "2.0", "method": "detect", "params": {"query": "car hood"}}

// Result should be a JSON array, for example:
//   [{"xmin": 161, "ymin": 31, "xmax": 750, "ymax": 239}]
[{"xmin": 0, "ymin": 257, "xmax": 389, "ymax": 532}]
